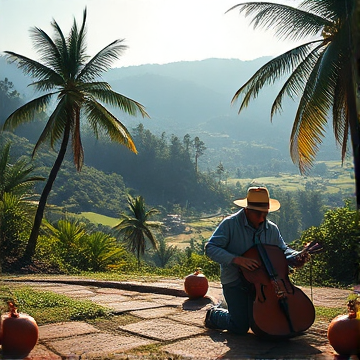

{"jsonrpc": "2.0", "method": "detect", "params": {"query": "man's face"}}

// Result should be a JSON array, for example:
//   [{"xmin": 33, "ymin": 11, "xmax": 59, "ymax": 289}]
[{"xmin": 245, "ymin": 208, "xmax": 268, "ymax": 229}]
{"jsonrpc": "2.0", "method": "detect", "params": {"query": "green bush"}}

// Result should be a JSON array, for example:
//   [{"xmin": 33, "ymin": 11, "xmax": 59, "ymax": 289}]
[{"xmin": 290, "ymin": 204, "xmax": 360, "ymax": 287}]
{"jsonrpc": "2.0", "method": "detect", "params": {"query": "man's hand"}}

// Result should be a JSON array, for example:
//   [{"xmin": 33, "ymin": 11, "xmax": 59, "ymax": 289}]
[{"xmin": 232, "ymin": 256, "xmax": 260, "ymax": 271}]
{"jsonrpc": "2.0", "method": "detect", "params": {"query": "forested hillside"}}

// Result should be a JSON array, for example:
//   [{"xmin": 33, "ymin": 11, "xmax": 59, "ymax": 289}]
[{"xmin": 0, "ymin": 56, "xmax": 352, "ymax": 233}]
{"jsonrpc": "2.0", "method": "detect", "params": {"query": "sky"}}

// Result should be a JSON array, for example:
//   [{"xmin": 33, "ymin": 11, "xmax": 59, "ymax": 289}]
[{"xmin": 0, "ymin": 0, "xmax": 303, "ymax": 69}]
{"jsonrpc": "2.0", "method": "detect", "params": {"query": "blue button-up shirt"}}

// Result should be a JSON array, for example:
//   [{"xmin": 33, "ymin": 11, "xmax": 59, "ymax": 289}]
[{"xmin": 205, "ymin": 208, "xmax": 299, "ymax": 284}]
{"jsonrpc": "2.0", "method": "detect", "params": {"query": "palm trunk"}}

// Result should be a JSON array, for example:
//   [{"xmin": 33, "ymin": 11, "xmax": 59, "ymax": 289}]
[
  {"xmin": 347, "ymin": 65, "xmax": 360, "ymax": 210},
  {"xmin": 22, "ymin": 123, "xmax": 71, "ymax": 262}
]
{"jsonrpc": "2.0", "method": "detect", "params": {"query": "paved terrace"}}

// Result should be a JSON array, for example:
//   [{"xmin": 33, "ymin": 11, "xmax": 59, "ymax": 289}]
[{"xmin": 0, "ymin": 277, "xmax": 353, "ymax": 359}]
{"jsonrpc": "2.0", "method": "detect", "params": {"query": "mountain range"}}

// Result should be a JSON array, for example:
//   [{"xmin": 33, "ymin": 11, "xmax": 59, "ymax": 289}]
[{"xmin": 0, "ymin": 55, "xmax": 341, "ymax": 173}]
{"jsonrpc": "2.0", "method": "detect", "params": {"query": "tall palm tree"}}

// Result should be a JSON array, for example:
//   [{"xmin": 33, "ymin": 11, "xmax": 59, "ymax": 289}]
[
  {"xmin": 113, "ymin": 195, "xmax": 162, "ymax": 267},
  {"xmin": 2, "ymin": 8, "xmax": 149, "ymax": 261},
  {"xmin": 227, "ymin": 1, "xmax": 360, "ymax": 207}
]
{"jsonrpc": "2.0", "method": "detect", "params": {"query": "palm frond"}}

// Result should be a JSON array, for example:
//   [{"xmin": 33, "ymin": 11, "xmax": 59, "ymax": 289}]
[
  {"xmin": 77, "ymin": 39, "xmax": 127, "ymax": 81},
  {"xmin": 271, "ymin": 42, "xmax": 325, "ymax": 118},
  {"xmin": 30, "ymin": 79, "xmax": 62, "ymax": 92},
  {"xmin": 2, "ymin": 93, "xmax": 54, "ymax": 131},
  {"xmin": 300, "ymin": 0, "xmax": 351, "ymax": 22},
  {"xmin": 85, "ymin": 85, "xmax": 149, "ymax": 118},
  {"xmin": 29, "ymin": 26, "xmax": 62, "ymax": 72},
  {"xmin": 332, "ymin": 75, "xmax": 349, "ymax": 162},
  {"xmin": 290, "ymin": 39, "xmax": 340, "ymax": 173},
  {"xmin": 5, "ymin": 51, "xmax": 62, "ymax": 84},
  {"xmin": 51, "ymin": 19, "xmax": 69, "ymax": 76},
  {"xmin": 0, "ymin": 142, "xmax": 11, "ymax": 183},
  {"xmin": 68, "ymin": 8, "xmax": 88, "ymax": 78},
  {"xmin": 227, "ymin": 2, "xmax": 333, "ymax": 41},
  {"xmin": 32, "ymin": 97, "xmax": 68, "ymax": 155},
  {"xmin": 232, "ymin": 40, "xmax": 321, "ymax": 113},
  {"xmin": 142, "ymin": 227, "xmax": 158, "ymax": 249},
  {"xmin": 83, "ymin": 99, "xmax": 137, "ymax": 153}
]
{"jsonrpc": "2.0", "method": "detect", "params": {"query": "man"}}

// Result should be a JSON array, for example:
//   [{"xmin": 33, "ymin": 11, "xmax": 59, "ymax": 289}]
[{"xmin": 204, "ymin": 186, "xmax": 309, "ymax": 334}]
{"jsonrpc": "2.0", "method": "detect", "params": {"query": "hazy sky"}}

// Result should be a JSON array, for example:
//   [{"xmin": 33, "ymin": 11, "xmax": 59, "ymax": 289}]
[{"xmin": 1, "ymin": 0, "xmax": 303, "ymax": 68}]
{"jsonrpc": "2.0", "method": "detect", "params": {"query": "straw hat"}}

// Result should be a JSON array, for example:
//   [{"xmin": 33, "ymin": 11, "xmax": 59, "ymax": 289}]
[{"xmin": 233, "ymin": 187, "xmax": 280, "ymax": 212}]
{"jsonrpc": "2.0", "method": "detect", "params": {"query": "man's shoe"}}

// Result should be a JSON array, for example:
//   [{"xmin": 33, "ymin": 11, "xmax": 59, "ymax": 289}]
[{"xmin": 204, "ymin": 308, "xmax": 218, "ymax": 329}]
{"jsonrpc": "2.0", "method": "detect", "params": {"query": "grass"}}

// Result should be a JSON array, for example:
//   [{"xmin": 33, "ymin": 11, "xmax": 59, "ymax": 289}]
[
  {"xmin": 80, "ymin": 212, "xmax": 119, "ymax": 227},
  {"xmin": 314, "ymin": 306, "xmax": 346, "ymax": 322},
  {"xmin": 0, "ymin": 284, "xmax": 110, "ymax": 325}
]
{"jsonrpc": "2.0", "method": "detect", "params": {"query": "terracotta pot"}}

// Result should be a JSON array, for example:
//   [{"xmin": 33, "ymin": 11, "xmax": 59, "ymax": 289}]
[
  {"xmin": 1, "ymin": 302, "xmax": 39, "ymax": 359},
  {"xmin": 184, "ymin": 269, "xmax": 209, "ymax": 299},
  {"xmin": 327, "ymin": 301, "xmax": 360, "ymax": 356}
]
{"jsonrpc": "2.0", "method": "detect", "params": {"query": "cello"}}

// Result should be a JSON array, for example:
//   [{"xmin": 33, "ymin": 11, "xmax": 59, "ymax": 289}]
[{"xmin": 241, "ymin": 242, "xmax": 322, "ymax": 339}]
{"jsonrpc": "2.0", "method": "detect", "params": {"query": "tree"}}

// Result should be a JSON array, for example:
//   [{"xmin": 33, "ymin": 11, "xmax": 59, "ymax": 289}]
[
  {"xmin": 152, "ymin": 236, "xmax": 177, "ymax": 268},
  {"xmin": 194, "ymin": 136, "xmax": 206, "ymax": 174},
  {"xmin": 2, "ymin": 9, "xmax": 148, "ymax": 261},
  {"xmin": 290, "ymin": 203, "xmax": 360, "ymax": 286},
  {"xmin": 113, "ymin": 195, "xmax": 162, "ymax": 267},
  {"xmin": 0, "ymin": 78, "xmax": 21, "ymax": 124},
  {"xmin": 228, "ymin": 1, "xmax": 360, "ymax": 207},
  {"xmin": 216, "ymin": 161, "xmax": 225, "ymax": 184}
]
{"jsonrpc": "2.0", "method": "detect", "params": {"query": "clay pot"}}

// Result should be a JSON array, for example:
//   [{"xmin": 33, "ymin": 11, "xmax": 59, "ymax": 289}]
[
  {"xmin": 184, "ymin": 269, "xmax": 209, "ymax": 299},
  {"xmin": 1, "ymin": 302, "xmax": 39, "ymax": 359},
  {"xmin": 327, "ymin": 301, "xmax": 360, "ymax": 356}
]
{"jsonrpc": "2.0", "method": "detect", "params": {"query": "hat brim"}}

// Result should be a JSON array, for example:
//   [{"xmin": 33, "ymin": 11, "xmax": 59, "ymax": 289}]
[{"xmin": 233, "ymin": 198, "xmax": 280, "ymax": 212}]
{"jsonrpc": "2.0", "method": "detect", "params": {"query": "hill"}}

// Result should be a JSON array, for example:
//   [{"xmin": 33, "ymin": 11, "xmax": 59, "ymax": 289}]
[{"xmin": 0, "ymin": 56, "xmax": 346, "ymax": 191}]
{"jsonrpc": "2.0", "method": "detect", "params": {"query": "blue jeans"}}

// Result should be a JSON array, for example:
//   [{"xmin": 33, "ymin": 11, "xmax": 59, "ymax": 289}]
[{"xmin": 209, "ymin": 278, "xmax": 253, "ymax": 335}]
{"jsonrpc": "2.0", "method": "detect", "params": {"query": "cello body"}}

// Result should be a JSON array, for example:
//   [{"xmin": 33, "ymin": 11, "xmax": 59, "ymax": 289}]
[{"xmin": 242, "ymin": 244, "xmax": 315, "ymax": 338}]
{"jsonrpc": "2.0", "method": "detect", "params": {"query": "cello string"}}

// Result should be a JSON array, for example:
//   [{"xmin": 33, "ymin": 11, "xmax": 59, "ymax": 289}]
[{"xmin": 310, "ymin": 255, "xmax": 313, "ymax": 302}]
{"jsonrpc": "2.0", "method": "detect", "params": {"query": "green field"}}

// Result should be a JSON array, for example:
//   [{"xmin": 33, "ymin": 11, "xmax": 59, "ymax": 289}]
[
  {"xmin": 80, "ymin": 212, "xmax": 119, "ymax": 227},
  {"xmin": 78, "ymin": 160, "xmax": 355, "ymax": 249},
  {"xmin": 227, "ymin": 160, "xmax": 355, "ymax": 194}
]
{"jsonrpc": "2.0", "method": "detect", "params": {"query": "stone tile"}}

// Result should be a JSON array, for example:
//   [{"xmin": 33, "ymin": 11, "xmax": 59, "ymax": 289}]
[
  {"xmin": 59, "ymin": 289, "xmax": 95, "ymax": 298},
  {"xmin": 105, "ymin": 300, "xmax": 164, "ymax": 313},
  {"xmin": 95, "ymin": 288, "xmax": 127, "ymax": 295},
  {"xmin": 119, "ymin": 318, "xmax": 206, "ymax": 341},
  {"xmin": 45, "ymin": 332, "xmax": 156, "ymax": 358},
  {"xmin": 151, "ymin": 295, "xmax": 187, "ymax": 307},
  {"xmin": 161, "ymin": 333, "xmax": 277, "ymax": 359},
  {"xmin": 89, "ymin": 293, "xmax": 129, "ymax": 303},
  {"xmin": 168, "ymin": 309, "xmax": 207, "ymax": 327},
  {"xmin": 130, "ymin": 306, "xmax": 180, "ymax": 319},
  {"xmin": 27, "ymin": 343, "xmax": 62, "ymax": 359},
  {"xmin": 39, "ymin": 322, "xmax": 100, "ymax": 340}
]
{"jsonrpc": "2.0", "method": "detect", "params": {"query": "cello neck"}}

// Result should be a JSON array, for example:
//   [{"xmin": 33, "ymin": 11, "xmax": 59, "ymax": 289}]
[{"xmin": 257, "ymin": 242, "xmax": 278, "ymax": 279}]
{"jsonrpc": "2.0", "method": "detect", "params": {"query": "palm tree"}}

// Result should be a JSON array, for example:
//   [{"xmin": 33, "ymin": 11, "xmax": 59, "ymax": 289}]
[
  {"xmin": 82, "ymin": 232, "xmax": 126, "ymax": 272},
  {"xmin": 2, "ymin": 8, "xmax": 149, "ymax": 261},
  {"xmin": 113, "ymin": 195, "xmax": 162, "ymax": 267},
  {"xmin": 0, "ymin": 141, "xmax": 44, "ymax": 199},
  {"xmin": 227, "ymin": 1, "xmax": 360, "ymax": 207}
]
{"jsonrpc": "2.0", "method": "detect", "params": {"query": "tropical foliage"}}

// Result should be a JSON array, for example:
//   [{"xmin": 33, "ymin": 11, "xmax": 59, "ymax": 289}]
[
  {"xmin": 44, "ymin": 218, "xmax": 126, "ymax": 272},
  {"xmin": 0, "ymin": 141, "xmax": 43, "ymax": 271},
  {"xmin": 2, "ymin": 8, "xmax": 148, "ymax": 261},
  {"xmin": 290, "ymin": 202, "xmax": 360, "ymax": 286},
  {"xmin": 114, "ymin": 195, "xmax": 162, "ymax": 266},
  {"xmin": 228, "ymin": 1, "xmax": 360, "ymax": 207}
]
